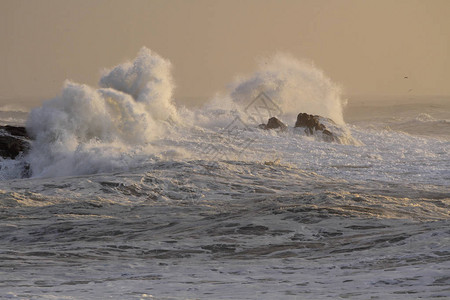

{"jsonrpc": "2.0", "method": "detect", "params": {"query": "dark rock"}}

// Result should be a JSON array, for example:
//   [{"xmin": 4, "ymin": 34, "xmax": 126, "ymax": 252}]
[
  {"xmin": 259, "ymin": 117, "xmax": 287, "ymax": 131},
  {"xmin": 294, "ymin": 112, "xmax": 339, "ymax": 142},
  {"xmin": 267, "ymin": 117, "xmax": 287, "ymax": 130},
  {"xmin": 0, "ymin": 125, "xmax": 29, "ymax": 138},
  {"xmin": 0, "ymin": 125, "xmax": 32, "ymax": 178},
  {"xmin": 295, "ymin": 113, "xmax": 326, "ymax": 133},
  {"xmin": 0, "ymin": 135, "xmax": 30, "ymax": 159},
  {"xmin": 0, "ymin": 126, "xmax": 31, "ymax": 159}
]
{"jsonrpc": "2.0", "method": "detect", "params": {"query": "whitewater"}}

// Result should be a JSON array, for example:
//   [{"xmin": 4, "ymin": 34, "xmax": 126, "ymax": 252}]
[{"xmin": 0, "ymin": 48, "xmax": 449, "ymax": 299}]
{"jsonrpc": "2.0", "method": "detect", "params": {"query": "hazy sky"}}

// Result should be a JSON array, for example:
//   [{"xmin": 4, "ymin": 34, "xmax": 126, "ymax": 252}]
[{"xmin": 1, "ymin": 0, "xmax": 449, "ymax": 106}]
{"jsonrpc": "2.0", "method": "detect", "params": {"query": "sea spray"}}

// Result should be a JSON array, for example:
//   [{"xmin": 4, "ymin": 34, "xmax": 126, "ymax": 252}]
[
  {"xmin": 99, "ymin": 47, "xmax": 177, "ymax": 122},
  {"xmin": 187, "ymin": 53, "xmax": 351, "ymax": 144},
  {"xmin": 26, "ymin": 47, "xmax": 176, "ymax": 177},
  {"xmin": 227, "ymin": 53, "xmax": 346, "ymax": 125},
  {"xmin": 22, "ymin": 49, "xmax": 356, "ymax": 178}
]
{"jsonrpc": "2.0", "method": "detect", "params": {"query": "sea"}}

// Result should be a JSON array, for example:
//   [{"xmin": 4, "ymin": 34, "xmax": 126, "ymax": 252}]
[{"xmin": 0, "ymin": 48, "xmax": 449, "ymax": 299}]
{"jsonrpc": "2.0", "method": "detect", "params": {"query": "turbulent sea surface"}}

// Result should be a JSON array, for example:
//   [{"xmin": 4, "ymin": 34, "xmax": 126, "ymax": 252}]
[{"xmin": 1, "ymin": 49, "xmax": 449, "ymax": 299}]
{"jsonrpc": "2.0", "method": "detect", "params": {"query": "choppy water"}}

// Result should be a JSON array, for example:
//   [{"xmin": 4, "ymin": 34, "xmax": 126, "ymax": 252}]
[{"xmin": 0, "ymin": 49, "xmax": 449, "ymax": 299}]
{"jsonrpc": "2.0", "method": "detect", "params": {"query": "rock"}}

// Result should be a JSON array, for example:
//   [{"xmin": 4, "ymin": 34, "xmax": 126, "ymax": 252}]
[
  {"xmin": 267, "ymin": 117, "xmax": 287, "ymax": 130},
  {"xmin": 259, "ymin": 117, "xmax": 287, "ymax": 131},
  {"xmin": 0, "ymin": 125, "xmax": 29, "ymax": 138},
  {"xmin": 0, "ymin": 136, "xmax": 30, "ymax": 159},
  {"xmin": 0, "ymin": 125, "xmax": 32, "ymax": 177},
  {"xmin": 0, "ymin": 126, "xmax": 31, "ymax": 159},
  {"xmin": 294, "ymin": 112, "xmax": 338, "ymax": 142},
  {"xmin": 294, "ymin": 113, "xmax": 326, "ymax": 134}
]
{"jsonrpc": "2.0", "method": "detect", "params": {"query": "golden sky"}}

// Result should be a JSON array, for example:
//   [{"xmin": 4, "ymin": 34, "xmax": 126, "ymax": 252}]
[{"xmin": 1, "ymin": 0, "xmax": 449, "ymax": 105}]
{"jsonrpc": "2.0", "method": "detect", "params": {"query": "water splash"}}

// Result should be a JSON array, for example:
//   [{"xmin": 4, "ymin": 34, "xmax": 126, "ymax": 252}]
[
  {"xmin": 26, "ymin": 47, "xmax": 176, "ymax": 177},
  {"xmin": 228, "ymin": 53, "xmax": 346, "ymax": 125}
]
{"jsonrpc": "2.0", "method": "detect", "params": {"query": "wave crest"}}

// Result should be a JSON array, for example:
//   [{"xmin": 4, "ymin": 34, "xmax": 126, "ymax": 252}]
[
  {"xmin": 26, "ymin": 47, "xmax": 175, "ymax": 177},
  {"xmin": 228, "ymin": 53, "xmax": 346, "ymax": 125}
]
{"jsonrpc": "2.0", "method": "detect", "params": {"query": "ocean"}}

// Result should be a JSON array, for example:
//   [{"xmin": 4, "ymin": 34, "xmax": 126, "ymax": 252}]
[{"xmin": 0, "ymin": 48, "xmax": 449, "ymax": 299}]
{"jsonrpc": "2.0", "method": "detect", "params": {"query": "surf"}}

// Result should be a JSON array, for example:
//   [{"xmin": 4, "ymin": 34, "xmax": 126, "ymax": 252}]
[{"xmin": 0, "ymin": 47, "xmax": 401, "ymax": 179}]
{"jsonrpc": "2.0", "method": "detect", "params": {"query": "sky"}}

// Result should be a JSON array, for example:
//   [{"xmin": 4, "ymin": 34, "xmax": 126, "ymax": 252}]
[{"xmin": 1, "ymin": 0, "xmax": 449, "ymax": 107}]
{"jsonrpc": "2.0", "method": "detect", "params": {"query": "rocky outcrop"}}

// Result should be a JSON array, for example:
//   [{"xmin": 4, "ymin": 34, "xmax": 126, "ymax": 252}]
[
  {"xmin": 259, "ymin": 117, "xmax": 287, "ymax": 131},
  {"xmin": 0, "ymin": 126, "xmax": 31, "ymax": 159},
  {"xmin": 257, "ymin": 114, "xmax": 340, "ymax": 142},
  {"xmin": 295, "ymin": 113, "xmax": 326, "ymax": 133},
  {"xmin": 294, "ymin": 113, "xmax": 336, "ymax": 142},
  {"xmin": 0, "ymin": 136, "xmax": 28, "ymax": 159},
  {"xmin": 0, "ymin": 125, "xmax": 29, "ymax": 138}
]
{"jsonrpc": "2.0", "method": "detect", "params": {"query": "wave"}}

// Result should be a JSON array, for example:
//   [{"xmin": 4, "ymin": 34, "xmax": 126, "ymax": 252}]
[
  {"xmin": 25, "ymin": 47, "xmax": 177, "ymax": 177},
  {"xmin": 4, "ymin": 48, "xmax": 355, "ymax": 178},
  {"xmin": 0, "ymin": 115, "xmax": 28, "ymax": 126},
  {"xmin": 386, "ymin": 113, "xmax": 450, "ymax": 140},
  {"xmin": 0, "ymin": 104, "xmax": 29, "ymax": 113},
  {"xmin": 413, "ymin": 113, "xmax": 449, "ymax": 125},
  {"xmin": 0, "ymin": 108, "xmax": 28, "ymax": 126},
  {"xmin": 228, "ymin": 53, "xmax": 346, "ymax": 126},
  {"xmin": 185, "ymin": 54, "xmax": 348, "ymax": 131}
]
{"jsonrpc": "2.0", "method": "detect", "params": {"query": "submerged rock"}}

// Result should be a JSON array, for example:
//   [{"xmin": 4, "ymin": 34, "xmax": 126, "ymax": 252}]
[{"xmin": 259, "ymin": 117, "xmax": 287, "ymax": 131}]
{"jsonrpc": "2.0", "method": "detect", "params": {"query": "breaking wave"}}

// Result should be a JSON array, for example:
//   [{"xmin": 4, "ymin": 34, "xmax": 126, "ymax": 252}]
[
  {"xmin": 227, "ymin": 53, "xmax": 346, "ymax": 125},
  {"xmin": 388, "ymin": 113, "xmax": 450, "ymax": 140},
  {"xmin": 6, "ymin": 48, "xmax": 353, "ymax": 178},
  {"xmin": 26, "ymin": 48, "xmax": 177, "ymax": 177}
]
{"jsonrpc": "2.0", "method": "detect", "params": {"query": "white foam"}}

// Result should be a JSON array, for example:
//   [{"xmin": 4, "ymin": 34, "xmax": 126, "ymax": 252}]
[
  {"xmin": 227, "ymin": 53, "xmax": 346, "ymax": 125},
  {"xmin": 11, "ymin": 49, "xmax": 445, "ymax": 180},
  {"xmin": 25, "ymin": 47, "xmax": 176, "ymax": 177},
  {"xmin": 99, "ymin": 47, "xmax": 178, "ymax": 122},
  {"xmin": 181, "ymin": 54, "xmax": 349, "ymax": 137}
]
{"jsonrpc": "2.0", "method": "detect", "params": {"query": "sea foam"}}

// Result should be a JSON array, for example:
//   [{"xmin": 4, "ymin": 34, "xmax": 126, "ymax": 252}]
[
  {"xmin": 23, "ymin": 48, "xmax": 353, "ymax": 178},
  {"xmin": 227, "ymin": 53, "xmax": 346, "ymax": 125},
  {"xmin": 189, "ymin": 53, "xmax": 347, "ymax": 133},
  {"xmin": 26, "ymin": 48, "xmax": 176, "ymax": 177}
]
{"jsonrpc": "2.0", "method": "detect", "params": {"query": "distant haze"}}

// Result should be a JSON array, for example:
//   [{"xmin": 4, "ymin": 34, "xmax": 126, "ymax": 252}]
[{"xmin": 1, "ymin": 0, "xmax": 449, "ymax": 107}]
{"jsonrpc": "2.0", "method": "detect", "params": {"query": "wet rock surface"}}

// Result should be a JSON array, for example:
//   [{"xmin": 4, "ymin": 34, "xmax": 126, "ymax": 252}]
[
  {"xmin": 0, "ymin": 125, "xmax": 32, "ymax": 177},
  {"xmin": 259, "ymin": 113, "xmax": 339, "ymax": 142},
  {"xmin": 0, "ymin": 126, "xmax": 31, "ymax": 159},
  {"xmin": 294, "ymin": 113, "xmax": 337, "ymax": 142},
  {"xmin": 259, "ymin": 117, "xmax": 287, "ymax": 130},
  {"xmin": 0, "ymin": 125, "xmax": 29, "ymax": 138}
]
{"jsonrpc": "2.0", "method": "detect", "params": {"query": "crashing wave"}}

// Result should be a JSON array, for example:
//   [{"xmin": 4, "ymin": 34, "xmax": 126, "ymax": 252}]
[{"xmin": 26, "ymin": 47, "xmax": 177, "ymax": 177}]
